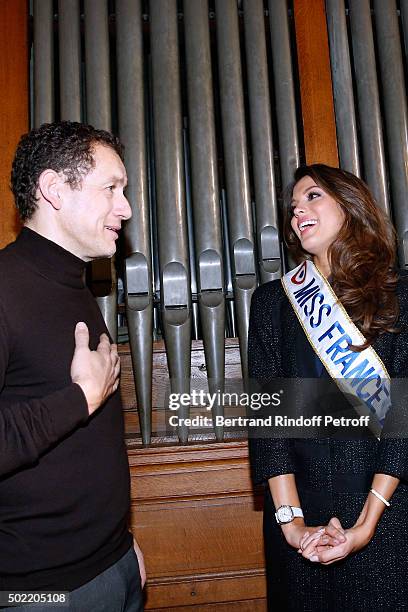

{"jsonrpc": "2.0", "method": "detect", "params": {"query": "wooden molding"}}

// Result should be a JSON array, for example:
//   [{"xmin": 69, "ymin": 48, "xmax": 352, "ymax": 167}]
[
  {"xmin": 127, "ymin": 440, "xmax": 260, "ymax": 503},
  {"xmin": 293, "ymin": 0, "xmax": 339, "ymax": 166},
  {"xmin": 144, "ymin": 571, "xmax": 266, "ymax": 610}
]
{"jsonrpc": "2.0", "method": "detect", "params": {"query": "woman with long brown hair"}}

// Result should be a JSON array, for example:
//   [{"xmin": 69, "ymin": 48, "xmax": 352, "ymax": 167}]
[{"xmin": 249, "ymin": 164, "xmax": 408, "ymax": 610}]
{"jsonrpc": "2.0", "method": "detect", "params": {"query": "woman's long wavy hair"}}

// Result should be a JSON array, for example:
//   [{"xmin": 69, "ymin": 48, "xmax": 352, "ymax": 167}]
[{"xmin": 283, "ymin": 164, "xmax": 399, "ymax": 350}]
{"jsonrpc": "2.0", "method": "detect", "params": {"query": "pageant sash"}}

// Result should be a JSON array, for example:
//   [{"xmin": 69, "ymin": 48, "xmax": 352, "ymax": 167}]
[{"xmin": 281, "ymin": 260, "xmax": 391, "ymax": 435}]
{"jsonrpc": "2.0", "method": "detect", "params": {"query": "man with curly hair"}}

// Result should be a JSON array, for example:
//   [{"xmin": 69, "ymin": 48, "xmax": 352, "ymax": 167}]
[{"xmin": 0, "ymin": 121, "xmax": 144, "ymax": 611}]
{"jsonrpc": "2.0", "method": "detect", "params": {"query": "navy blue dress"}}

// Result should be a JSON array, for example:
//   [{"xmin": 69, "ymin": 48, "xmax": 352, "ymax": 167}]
[{"xmin": 248, "ymin": 274, "xmax": 408, "ymax": 611}]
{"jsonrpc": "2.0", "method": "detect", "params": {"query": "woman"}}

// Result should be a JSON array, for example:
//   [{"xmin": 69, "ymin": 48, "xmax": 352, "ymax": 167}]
[{"xmin": 248, "ymin": 164, "xmax": 408, "ymax": 611}]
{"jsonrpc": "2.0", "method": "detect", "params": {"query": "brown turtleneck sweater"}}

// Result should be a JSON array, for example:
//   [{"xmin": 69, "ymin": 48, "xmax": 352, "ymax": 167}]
[{"xmin": 0, "ymin": 227, "xmax": 132, "ymax": 591}]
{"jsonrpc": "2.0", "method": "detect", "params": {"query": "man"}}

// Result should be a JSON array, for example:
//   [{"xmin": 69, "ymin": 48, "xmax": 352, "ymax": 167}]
[{"xmin": 0, "ymin": 121, "xmax": 145, "ymax": 611}]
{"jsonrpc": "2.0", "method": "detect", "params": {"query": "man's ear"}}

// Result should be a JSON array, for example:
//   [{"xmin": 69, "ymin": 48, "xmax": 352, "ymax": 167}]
[{"xmin": 38, "ymin": 169, "xmax": 63, "ymax": 210}]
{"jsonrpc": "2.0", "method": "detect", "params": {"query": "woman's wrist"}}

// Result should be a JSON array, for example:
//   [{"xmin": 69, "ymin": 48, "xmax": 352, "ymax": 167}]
[
  {"xmin": 280, "ymin": 517, "xmax": 305, "ymax": 533},
  {"xmin": 280, "ymin": 518, "xmax": 306, "ymax": 547},
  {"xmin": 351, "ymin": 520, "xmax": 376, "ymax": 545}
]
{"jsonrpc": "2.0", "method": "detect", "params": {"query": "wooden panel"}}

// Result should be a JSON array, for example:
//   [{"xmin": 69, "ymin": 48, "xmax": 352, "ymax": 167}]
[
  {"xmin": 293, "ymin": 0, "xmax": 339, "ymax": 166},
  {"xmin": 127, "ymin": 441, "xmax": 266, "ymax": 610},
  {"xmin": 131, "ymin": 498, "xmax": 264, "ymax": 577},
  {"xmin": 130, "ymin": 457, "xmax": 254, "ymax": 503},
  {"xmin": 127, "ymin": 441, "xmax": 260, "ymax": 504},
  {"xmin": 0, "ymin": 0, "xmax": 28, "ymax": 247}
]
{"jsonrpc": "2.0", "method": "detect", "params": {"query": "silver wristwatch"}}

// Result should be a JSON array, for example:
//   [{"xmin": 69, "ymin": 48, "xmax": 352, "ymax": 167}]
[{"xmin": 275, "ymin": 505, "xmax": 304, "ymax": 525}]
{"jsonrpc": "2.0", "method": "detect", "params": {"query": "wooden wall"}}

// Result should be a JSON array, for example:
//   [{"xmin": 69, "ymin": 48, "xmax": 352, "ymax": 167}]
[
  {"xmin": 0, "ymin": 0, "xmax": 27, "ymax": 248},
  {"xmin": 294, "ymin": 0, "xmax": 339, "ymax": 166}
]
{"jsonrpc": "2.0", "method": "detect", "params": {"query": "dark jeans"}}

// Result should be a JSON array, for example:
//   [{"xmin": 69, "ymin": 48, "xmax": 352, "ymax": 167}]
[{"xmin": 2, "ymin": 547, "xmax": 143, "ymax": 612}]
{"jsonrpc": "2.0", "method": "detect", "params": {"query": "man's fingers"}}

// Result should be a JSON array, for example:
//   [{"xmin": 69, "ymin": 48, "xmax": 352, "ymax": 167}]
[
  {"xmin": 74, "ymin": 322, "xmax": 90, "ymax": 349},
  {"xmin": 97, "ymin": 333, "xmax": 111, "ymax": 353},
  {"xmin": 110, "ymin": 344, "xmax": 120, "ymax": 376},
  {"xmin": 110, "ymin": 344, "xmax": 119, "ymax": 364},
  {"xmin": 113, "ymin": 361, "xmax": 121, "ymax": 379}
]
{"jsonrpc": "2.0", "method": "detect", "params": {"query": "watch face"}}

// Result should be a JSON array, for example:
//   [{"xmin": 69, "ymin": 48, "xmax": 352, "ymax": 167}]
[{"xmin": 277, "ymin": 506, "xmax": 294, "ymax": 523}]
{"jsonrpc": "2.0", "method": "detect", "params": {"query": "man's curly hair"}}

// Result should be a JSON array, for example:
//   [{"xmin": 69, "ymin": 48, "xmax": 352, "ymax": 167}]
[{"xmin": 11, "ymin": 121, "xmax": 124, "ymax": 221}]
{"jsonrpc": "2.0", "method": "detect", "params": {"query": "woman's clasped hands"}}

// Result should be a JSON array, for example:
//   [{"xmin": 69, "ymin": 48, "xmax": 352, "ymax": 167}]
[{"xmin": 295, "ymin": 517, "xmax": 374, "ymax": 565}]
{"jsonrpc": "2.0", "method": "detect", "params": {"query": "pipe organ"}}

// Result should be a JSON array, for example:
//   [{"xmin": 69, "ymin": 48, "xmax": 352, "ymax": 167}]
[{"xmin": 30, "ymin": 0, "xmax": 408, "ymax": 445}]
